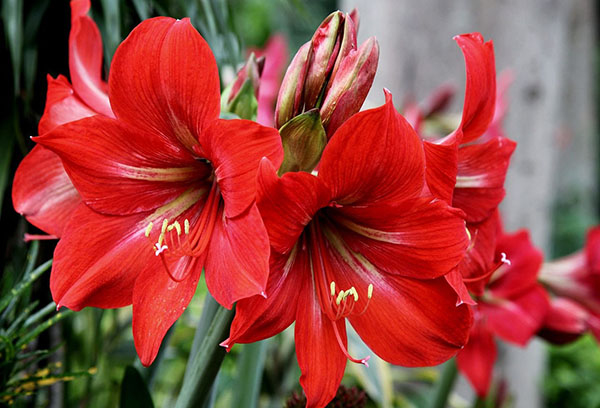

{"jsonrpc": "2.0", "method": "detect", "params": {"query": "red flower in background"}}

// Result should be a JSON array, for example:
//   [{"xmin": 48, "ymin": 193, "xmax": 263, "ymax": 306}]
[
  {"xmin": 418, "ymin": 33, "xmax": 516, "ymax": 305},
  {"xmin": 456, "ymin": 216, "xmax": 549, "ymax": 396},
  {"xmin": 12, "ymin": 0, "xmax": 112, "ymax": 237},
  {"xmin": 35, "ymin": 17, "xmax": 282, "ymax": 366},
  {"xmin": 539, "ymin": 226, "xmax": 600, "ymax": 343},
  {"xmin": 248, "ymin": 34, "xmax": 289, "ymax": 126},
  {"xmin": 223, "ymin": 92, "xmax": 472, "ymax": 407}
]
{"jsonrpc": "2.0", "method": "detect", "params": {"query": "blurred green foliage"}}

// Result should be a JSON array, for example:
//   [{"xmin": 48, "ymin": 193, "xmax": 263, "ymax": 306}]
[{"xmin": 544, "ymin": 335, "xmax": 600, "ymax": 408}]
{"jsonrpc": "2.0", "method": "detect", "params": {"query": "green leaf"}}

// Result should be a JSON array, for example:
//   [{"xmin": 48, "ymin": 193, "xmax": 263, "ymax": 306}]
[
  {"xmin": 16, "ymin": 309, "xmax": 73, "ymax": 348},
  {"xmin": 2, "ymin": 0, "xmax": 23, "ymax": 94},
  {"xmin": 0, "ymin": 257, "xmax": 50, "ymax": 316},
  {"xmin": 176, "ymin": 294, "xmax": 234, "ymax": 408},
  {"xmin": 0, "ymin": 119, "xmax": 15, "ymax": 220},
  {"xmin": 119, "ymin": 366, "xmax": 155, "ymax": 408},
  {"xmin": 232, "ymin": 340, "xmax": 268, "ymax": 408},
  {"xmin": 131, "ymin": 0, "xmax": 150, "ymax": 20},
  {"xmin": 100, "ymin": 0, "xmax": 121, "ymax": 68}
]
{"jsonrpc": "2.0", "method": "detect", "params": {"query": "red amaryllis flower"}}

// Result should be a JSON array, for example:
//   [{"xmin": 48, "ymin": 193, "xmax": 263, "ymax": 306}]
[
  {"xmin": 35, "ymin": 17, "xmax": 282, "ymax": 366},
  {"xmin": 539, "ymin": 226, "xmax": 600, "ymax": 313},
  {"xmin": 538, "ymin": 226, "xmax": 600, "ymax": 343},
  {"xmin": 456, "ymin": 220, "xmax": 549, "ymax": 397},
  {"xmin": 12, "ymin": 0, "xmax": 113, "ymax": 237},
  {"xmin": 223, "ymin": 91, "xmax": 472, "ymax": 407},
  {"xmin": 419, "ymin": 33, "xmax": 516, "ymax": 304}
]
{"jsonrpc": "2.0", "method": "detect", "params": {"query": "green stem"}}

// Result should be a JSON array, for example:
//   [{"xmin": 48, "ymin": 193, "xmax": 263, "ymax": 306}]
[
  {"xmin": 429, "ymin": 358, "xmax": 458, "ymax": 408},
  {"xmin": 175, "ymin": 294, "xmax": 234, "ymax": 408}
]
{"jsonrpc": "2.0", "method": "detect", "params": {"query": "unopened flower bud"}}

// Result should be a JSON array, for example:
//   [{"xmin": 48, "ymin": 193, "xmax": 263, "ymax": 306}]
[
  {"xmin": 275, "ymin": 42, "xmax": 312, "ymax": 127},
  {"xmin": 221, "ymin": 53, "xmax": 264, "ymax": 120},
  {"xmin": 320, "ymin": 36, "xmax": 379, "ymax": 137},
  {"xmin": 303, "ymin": 11, "xmax": 344, "ymax": 109},
  {"xmin": 275, "ymin": 10, "xmax": 378, "ymax": 138}
]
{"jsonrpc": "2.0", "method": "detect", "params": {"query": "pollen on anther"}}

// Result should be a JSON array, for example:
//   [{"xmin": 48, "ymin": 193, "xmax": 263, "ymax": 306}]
[
  {"xmin": 184, "ymin": 219, "xmax": 190, "ymax": 234},
  {"xmin": 172, "ymin": 221, "xmax": 182, "ymax": 235},
  {"xmin": 330, "ymin": 281, "xmax": 336, "ymax": 297},
  {"xmin": 465, "ymin": 226, "xmax": 472, "ymax": 242},
  {"xmin": 144, "ymin": 222, "xmax": 153, "ymax": 238},
  {"xmin": 335, "ymin": 290, "xmax": 345, "ymax": 305},
  {"xmin": 367, "ymin": 284, "xmax": 373, "ymax": 299}
]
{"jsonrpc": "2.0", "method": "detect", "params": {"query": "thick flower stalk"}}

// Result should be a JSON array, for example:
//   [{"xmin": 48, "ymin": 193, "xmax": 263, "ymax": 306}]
[
  {"xmin": 456, "ymin": 215, "xmax": 549, "ymax": 397},
  {"xmin": 223, "ymin": 91, "xmax": 472, "ymax": 407},
  {"xmin": 12, "ymin": 0, "xmax": 113, "ymax": 237},
  {"xmin": 34, "ymin": 17, "xmax": 282, "ymax": 366}
]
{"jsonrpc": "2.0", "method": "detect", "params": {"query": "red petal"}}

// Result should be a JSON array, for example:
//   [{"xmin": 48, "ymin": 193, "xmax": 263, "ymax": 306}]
[
  {"xmin": 490, "ymin": 229, "xmax": 543, "ymax": 299},
  {"xmin": 257, "ymin": 158, "xmax": 331, "ymax": 254},
  {"xmin": 38, "ymin": 75, "xmax": 98, "ymax": 135},
  {"xmin": 347, "ymin": 273, "xmax": 472, "ymax": 366},
  {"xmin": 586, "ymin": 226, "xmax": 600, "ymax": 273},
  {"xmin": 319, "ymin": 90, "xmax": 425, "ymax": 206},
  {"xmin": 295, "ymin": 279, "xmax": 347, "ymax": 408},
  {"xmin": 540, "ymin": 297, "xmax": 588, "ymax": 344},
  {"xmin": 481, "ymin": 285, "xmax": 549, "ymax": 346},
  {"xmin": 445, "ymin": 268, "xmax": 476, "ymax": 306},
  {"xmin": 453, "ymin": 137, "xmax": 516, "ymax": 223},
  {"xmin": 204, "ymin": 204, "xmax": 271, "ymax": 308},
  {"xmin": 35, "ymin": 116, "xmax": 206, "ymax": 215},
  {"xmin": 453, "ymin": 33, "xmax": 496, "ymax": 144},
  {"xmin": 109, "ymin": 17, "xmax": 220, "ymax": 151},
  {"xmin": 12, "ymin": 145, "xmax": 81, "ymax": 237},
  {"xmin": 133, "ymin": 255, "xmax": 202, "ymax": 366},
  {"xmin": 460, "ymin": 215, "xmax": 498, "ymax": 295},
  {"xmin": 50, "ymin": 203, "xmax": 158, "ymax": 310},
  {"xmin": 456, "ymin": 316, "xmax": 497, "ymax": 397},
  {"xmin": 225, "ymin": 250, "xmax": 308, "ymax": 347},
  {"xmin": 69, "ymin": 0, "xmax": 112, "ymax": 116},
  {"xmin": 199, "ymin": 119, "xmax": 283, "ymax": 218},
  {"xmin": 423, "ymin": 136, "xmax": 458, "ymax": 204},
  {"xmin": 331, "ymin": 198, "xmax": 468, "ymax": 279}
]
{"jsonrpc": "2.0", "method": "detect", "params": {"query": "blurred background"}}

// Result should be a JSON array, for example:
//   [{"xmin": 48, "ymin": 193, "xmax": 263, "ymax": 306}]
[{"xmin": 0, "ymin": 0, "xmax": 597, "ymax": 407}]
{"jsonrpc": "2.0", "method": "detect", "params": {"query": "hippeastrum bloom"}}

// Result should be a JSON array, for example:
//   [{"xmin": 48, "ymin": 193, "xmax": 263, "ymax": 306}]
[
  {"xmin": 456, "ymin": 218, "xmax": 549, "ymax": 397},
  {"xmin": 223, "ymin": 91, "xmax": 472, "ymax": 407},
  {"xmin": 35, "ymin": 17, "xmax": 282, "ymax": 366},
  {"xmin": 417, "ymin": 33, "xmax": 516, "ymax": 304},
  {"xmin": 539, "ymin": 226, "xmax": 600, "ymax": 314},
  {"xmin": 539, "ymin": 297, "xmax": 600, "ymax": 344},
  {"xmin": 12, "ymin": 0, "xmax": 113, "ymax": 237},
  {"xmin": 538, "ymin": 226, "xmax": 600, "ymax": 344}
]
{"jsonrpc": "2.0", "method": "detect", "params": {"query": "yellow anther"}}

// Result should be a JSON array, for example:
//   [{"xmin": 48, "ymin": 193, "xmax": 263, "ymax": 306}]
[
  {"xmin": 351, "ymin": 287, "xmax": 358, "ymax": 302},
  {"xmin": 144, "ymin": 222, "xmax": 153, "ymax": 238},
  {"xmin": 466, "ymin": 227, "xmax": 472, "ymax": 242},
  {"xmin": 184, "ymin": 219, "xmax": 190, "ymax": 234},
  {"xmin": 336, "ymin": 290, "xmax": 345, "ymax": 305},
  {"xmin": 167, "ymin": 224, "xmax": 175, "ymax": 231},
  {"xmin": 330, "ymin": 281, "xmax": 336, "ymax": 297},
  {"xmin": 157, "ymin": 219, "xmax": 169, "ymax": 247},
  {"xmin": 172, "ymin": 221, "xmax": 182, "ymax": 235},
  {"xmin": 367, "ymin": 284, "xmax": 373, "ymax": 299},
  {"xmin": 343, "ymin": 289, "xmax": 354, "ymax": 300}
]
